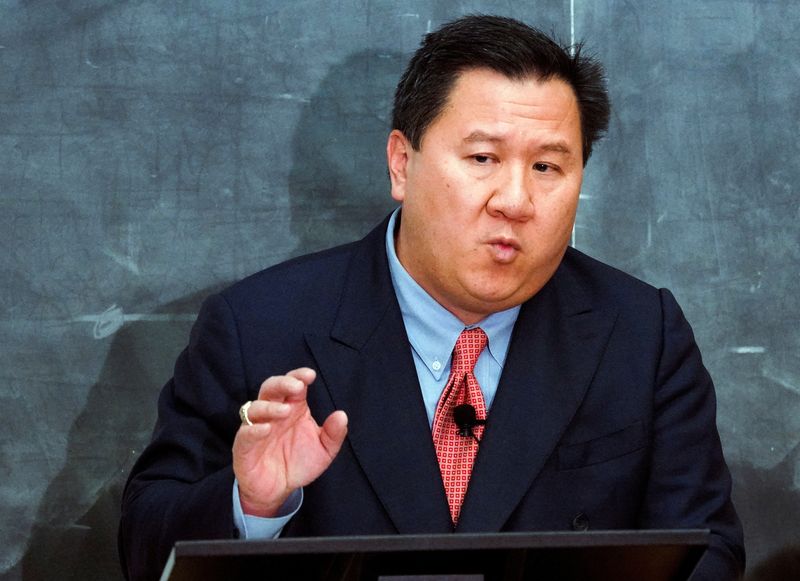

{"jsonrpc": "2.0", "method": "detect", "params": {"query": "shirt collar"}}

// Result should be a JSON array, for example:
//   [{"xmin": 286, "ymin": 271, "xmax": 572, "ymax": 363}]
[{"xmin": 385, "ymin": 208, "xmax": 520, "ymax": 380}]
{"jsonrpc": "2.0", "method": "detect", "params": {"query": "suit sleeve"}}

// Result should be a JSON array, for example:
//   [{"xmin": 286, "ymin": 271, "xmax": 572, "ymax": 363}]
[
  {"xmin": 638, "ymin": 289, "xmax": 745, "ymax": 579},
  {"xmin": 118, "ymin": 293, "xmax": 247, "ymax": 581}
]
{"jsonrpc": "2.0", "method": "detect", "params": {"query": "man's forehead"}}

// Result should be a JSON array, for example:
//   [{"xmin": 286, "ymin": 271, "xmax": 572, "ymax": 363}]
[
  {"xmin": 442, "ymin": 69, "xmax": 577, "ymax": 116},
  {"xmin": 411, "ymin": 71, "xmax": 582, "ymax": 161},
  {"xmin": 447, "ymin": 71, "xmax": 578, "ymax": 120}
]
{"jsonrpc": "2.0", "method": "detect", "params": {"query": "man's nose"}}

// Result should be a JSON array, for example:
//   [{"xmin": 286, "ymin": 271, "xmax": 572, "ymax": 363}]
[{"xmin": 486, "ymin": 166, "xmax": 535, "ymax": 221}]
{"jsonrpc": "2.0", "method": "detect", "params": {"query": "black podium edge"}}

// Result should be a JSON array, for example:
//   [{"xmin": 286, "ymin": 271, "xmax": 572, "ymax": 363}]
[{"xmin": 161, "ymin": 529, "xmax": 709, "ymax": 580}]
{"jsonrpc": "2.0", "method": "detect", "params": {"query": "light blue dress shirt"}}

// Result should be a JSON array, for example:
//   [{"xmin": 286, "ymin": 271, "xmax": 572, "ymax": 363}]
[
  {"xmin": 384, "ymin": 209, "xmax": 520, "ymax": 424},
  {"xmin": 233, "ymin": 208, "xmax": 521, "ymax": 538}
]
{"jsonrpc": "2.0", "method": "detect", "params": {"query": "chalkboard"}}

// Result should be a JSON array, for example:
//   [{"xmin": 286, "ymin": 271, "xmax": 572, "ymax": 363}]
[{"xmin": 0, "ymin": 1, "xmax": 797, "ymax": 579}]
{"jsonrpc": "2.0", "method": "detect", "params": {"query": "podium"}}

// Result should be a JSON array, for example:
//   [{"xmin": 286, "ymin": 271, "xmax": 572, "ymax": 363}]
[{"xmin": 160, "ymin": 530, "xmax": 708, "ymax": 581}]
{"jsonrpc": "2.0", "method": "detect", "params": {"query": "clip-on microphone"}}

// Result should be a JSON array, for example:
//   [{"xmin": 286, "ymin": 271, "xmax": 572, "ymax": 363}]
[{"xmin": 453, "ymin": 404, "xmax": 486, "ymax": 444}]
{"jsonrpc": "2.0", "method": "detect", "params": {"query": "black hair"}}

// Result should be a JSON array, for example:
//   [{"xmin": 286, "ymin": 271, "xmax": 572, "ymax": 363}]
[{"xmin": 392, "ymin": 15, "xmax": 610, "ymax": 165}]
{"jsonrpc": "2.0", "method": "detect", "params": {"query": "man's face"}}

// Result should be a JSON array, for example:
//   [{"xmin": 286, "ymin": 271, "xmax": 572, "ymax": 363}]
[{"xmin": 387, "ymin": 68, "xmax": 584, "ymax": 324}]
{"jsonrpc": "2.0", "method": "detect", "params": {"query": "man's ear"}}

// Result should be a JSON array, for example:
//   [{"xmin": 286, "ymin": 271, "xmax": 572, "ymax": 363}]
[{"xmin": 387, "ymin": 129, "xmax": 411, "ymax": 203}]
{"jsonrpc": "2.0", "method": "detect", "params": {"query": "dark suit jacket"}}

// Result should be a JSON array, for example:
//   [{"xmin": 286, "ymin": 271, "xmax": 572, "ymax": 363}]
[{"xmin": 119, "ymin": 215, "xmax": 745, "ymax": 580}]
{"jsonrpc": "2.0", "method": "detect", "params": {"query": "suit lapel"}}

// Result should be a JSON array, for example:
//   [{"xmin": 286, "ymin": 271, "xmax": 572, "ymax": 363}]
[
  {"xmin": 457, "ymin": 258, "xmax": 619, "ymax": 532},
  {"xmin": 305, "ymin": 218, "xmax": 453, "ymax": 533}
]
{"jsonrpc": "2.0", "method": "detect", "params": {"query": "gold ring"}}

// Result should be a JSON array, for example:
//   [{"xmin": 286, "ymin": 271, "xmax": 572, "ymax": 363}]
[{"xmin": 239, "ymin": 401, "xmax": 253, "ymax": 426}]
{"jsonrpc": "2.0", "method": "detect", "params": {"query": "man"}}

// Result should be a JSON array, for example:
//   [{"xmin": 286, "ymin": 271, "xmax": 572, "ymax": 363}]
[{"xmin": 119, "ymin": 15, "xmax": 745, "ymax": 580}]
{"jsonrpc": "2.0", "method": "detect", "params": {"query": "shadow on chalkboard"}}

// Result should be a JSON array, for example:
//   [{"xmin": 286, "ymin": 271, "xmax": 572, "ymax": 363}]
[
  {"xmin": 10, "ymin": 49, "xmax": 404, "ymax": 580},
  {"xmin": 745, "ymin": 542, "xmax": 800, "ymax": 581},
  {"xmin": 12, "ymin": 287, "xmax": 220, "ymax": 581},
  {"xmin": 731, "ymin": 444, "xmax": 800, "ymax": 572},
  {"xmin": 288, "ymin": 49, "xmax": 403, "ymax": 254}
]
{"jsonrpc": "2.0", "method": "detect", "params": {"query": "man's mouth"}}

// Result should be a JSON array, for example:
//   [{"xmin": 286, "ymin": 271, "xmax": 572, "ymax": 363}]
[{"xmin": 487, "ymin": 237, "xmax": 521, "ymax": 263}]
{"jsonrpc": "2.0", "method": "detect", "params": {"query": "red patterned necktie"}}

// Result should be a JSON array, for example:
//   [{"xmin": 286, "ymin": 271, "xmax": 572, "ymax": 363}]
[{"xmin": 432, "ymin": 327, "xmax": 488, "ymax": 525}]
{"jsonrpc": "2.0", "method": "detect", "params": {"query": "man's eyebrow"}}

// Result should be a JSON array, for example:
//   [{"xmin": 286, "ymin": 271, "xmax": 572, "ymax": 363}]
[
  {"xmin": 464, "ymin": 131, "xmax": 575, "ymax": 156},
  {"xmin": 463, "ymin": 130, "xmax": 503, "ymax": 144},
  {"xmin": 540, "ymin": 142, "xmax": 573, "ymax": 155}
]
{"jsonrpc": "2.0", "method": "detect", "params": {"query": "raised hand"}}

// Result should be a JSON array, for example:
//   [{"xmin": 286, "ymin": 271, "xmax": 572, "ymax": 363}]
[{"xmin": 232, "ymin": 367, "xmax": 348, "ymax": 517}]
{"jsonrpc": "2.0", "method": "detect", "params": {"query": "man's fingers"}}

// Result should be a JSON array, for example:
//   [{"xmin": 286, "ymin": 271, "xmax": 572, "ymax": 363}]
[
  {"xmin": 257, "ymin": 367, "xmax": 316, "ymax": 402},
  {"xmin": 244, "ymin": 399, "xmax": 292, "ymax": 424},
  {"xmin": 319, "ymin": 410, "xmax": 348, "ymax": 459},
  {"xmin": 286, "ymin": 367, "xmax": 316, "ymax": 384}
]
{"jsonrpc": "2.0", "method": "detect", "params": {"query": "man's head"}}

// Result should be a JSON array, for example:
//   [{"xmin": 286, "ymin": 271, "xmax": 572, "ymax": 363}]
[
  {"xmin": 387, "ymin": 16, "xmax": 610, "ymax": 324},
  {"xmin": 392, "ymin": 15, "xmax": 609, "ymax": 166}
]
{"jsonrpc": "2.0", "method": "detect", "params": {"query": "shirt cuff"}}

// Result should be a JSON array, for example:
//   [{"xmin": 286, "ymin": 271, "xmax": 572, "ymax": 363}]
[{"xmin": 232, "ymin": 479, "xmax": 303, "ymax": 539}]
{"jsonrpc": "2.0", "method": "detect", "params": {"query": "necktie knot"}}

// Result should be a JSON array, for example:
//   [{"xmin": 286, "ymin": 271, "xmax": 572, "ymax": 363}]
[{"xmin": 451, "ymin": 327, "xmax": 488, "ymax": 375}]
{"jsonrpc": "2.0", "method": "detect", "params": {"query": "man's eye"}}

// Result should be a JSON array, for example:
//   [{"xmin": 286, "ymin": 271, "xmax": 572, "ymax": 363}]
[
  {"xmin": 473, "ymin": 155, "xmax": 491, "ymax": 164},
  {"xmin": 533, "ymin": 162, "xmax": 551, "ymax": 172}
]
